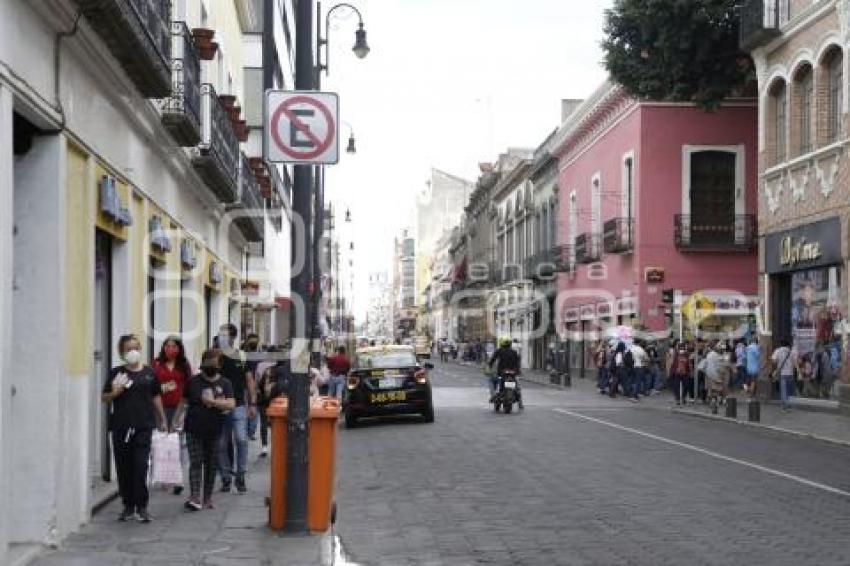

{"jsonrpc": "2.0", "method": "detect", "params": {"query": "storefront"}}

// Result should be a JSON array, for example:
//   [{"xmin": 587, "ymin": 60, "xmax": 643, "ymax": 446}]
[{"xmin": 764, "ymin": 217, "xmax": 846, "ymax": 398}]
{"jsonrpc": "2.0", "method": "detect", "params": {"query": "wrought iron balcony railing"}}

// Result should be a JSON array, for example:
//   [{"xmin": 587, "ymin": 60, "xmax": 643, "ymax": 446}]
[
  {"xmin": 193, "ymin": 84, "xmax": 240, "ymax": 202},
  {"xmin": 674, "ymin": 214, "xmax": 757, "ymax": 252},
  {"xmin": 76, "ymin": 0, "xmax": 171, "ymax": 97},
  {"xmin": 575, "ymin": 233, "xmax": 601, "ymax": 264},
  {"xmin": 740, "ymin": 0, "xmax": 784, "ymax": 51},
  {"xmin": 603, "ymin": 217, "xmax": 633, "ymax": 254},
  {"xmin": 231, "ymin": 153, "xmax": 264, "ymax": 242},
  {"xmin": 161, "ymin": 22, "xmax": 201, "ymax": 146}
]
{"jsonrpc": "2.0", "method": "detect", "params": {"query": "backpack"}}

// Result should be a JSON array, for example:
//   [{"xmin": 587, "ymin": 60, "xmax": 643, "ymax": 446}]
[
  {"xmin": 623, "ymin": 350, "xmax": 635, "ymax": 369},
  {"xmin": 674, "ymin": 352, "xmax": 689, "ymax": 376}
]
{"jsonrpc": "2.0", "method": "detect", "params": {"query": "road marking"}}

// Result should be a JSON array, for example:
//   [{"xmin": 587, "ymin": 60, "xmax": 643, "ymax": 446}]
[{"xmin": 552, "ymin": 408, "xmax": 850, "ymax": 499}]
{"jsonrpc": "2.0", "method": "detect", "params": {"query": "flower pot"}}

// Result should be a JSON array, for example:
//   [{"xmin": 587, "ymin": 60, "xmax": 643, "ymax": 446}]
[
  {"xmin": 218, "ymin": 94, "xmax": 236, "ymax": 110},
  {"xmin": 248, "ymin": 157, "xmax": 264, "ymax": 172},
  {"xmin": 228, "ymin": 106, "xmax": 241, "ymax": 122},
  {"xmin": 197, "ymin": 41, "xmax": 218, "ymax": 61},
  {"xmin": 191, "ymin": 28, "xmax": 215, "ymax": 41},
  {"xmin": 237, "ymin": 121, "xmax": 249, "ymax": 142}
]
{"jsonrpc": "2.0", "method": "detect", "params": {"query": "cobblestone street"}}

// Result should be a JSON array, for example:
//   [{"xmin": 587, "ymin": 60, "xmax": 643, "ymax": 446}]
[{"xmin": 27, "ymin": 361, "xmax": 850, "ymax": 566}]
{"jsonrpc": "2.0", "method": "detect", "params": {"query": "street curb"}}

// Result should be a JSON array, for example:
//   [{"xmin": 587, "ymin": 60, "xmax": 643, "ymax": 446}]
[
  {"xmin": 666, "ymin": 406, "xmax": 850, "ymax": 448},
  {"xmin": 518, "ymin": 370, "xmax": 850, "ymax": 449}
]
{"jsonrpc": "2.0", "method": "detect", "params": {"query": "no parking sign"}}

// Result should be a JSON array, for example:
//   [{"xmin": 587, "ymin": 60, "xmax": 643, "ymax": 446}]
[{"xmin": 264, "ymin": 91, "xmax": 339, "ymax": 164}]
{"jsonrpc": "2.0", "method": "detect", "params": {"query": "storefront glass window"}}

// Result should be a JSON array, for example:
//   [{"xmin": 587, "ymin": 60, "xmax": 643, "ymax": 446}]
[{"xmin": 791, "ymin": 266, "xmax": 844, "ymax": 398}]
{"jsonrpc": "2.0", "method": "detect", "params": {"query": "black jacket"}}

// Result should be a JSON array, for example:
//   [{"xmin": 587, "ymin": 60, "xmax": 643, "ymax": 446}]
[{"xmin": 489, "ymin": 346, "xmax": 520, "ymax": 374}]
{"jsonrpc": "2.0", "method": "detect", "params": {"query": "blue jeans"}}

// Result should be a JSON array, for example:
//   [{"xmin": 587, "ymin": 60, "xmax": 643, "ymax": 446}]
[
  {"xmin": 779, "ymin": 376, "xmax": 793, "ymax": 408},
  {"xmin": 729, "ymin": 366, "xmax": 747, "ymax": 389},
  {"xmin": 328, "ymin": 374, "xmax": 346, "ymax": 399},
  {"xmin": 597, "ymin": 367, "xmax": 609, "ymax": 391},
  {"xmin": 632, "ymin": 367, "xmax": 647, "ymax": 397},
  {"xmin": 218, "ymin": 405, "xmax": 248, "ymax": 481}
]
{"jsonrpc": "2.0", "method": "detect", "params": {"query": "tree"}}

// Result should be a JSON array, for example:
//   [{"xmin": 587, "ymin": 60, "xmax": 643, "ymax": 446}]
[{"xmin": 602, "ymin": 0, "xmax": 753, "ymax": 110}]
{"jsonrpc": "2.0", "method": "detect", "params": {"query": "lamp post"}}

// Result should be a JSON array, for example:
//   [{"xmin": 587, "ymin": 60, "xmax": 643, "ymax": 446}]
[{"xmin": 311, "ymin": 1, "xmax": 368, "ymax": 362}]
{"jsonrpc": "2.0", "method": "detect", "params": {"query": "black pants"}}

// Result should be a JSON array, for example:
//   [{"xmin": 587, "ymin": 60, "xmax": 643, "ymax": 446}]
[
  {"xmin": 112, "ymin": 428, "xmax": 152, "ymax": 511},
  {"xmin": 259, "ymin": 405, "xmax": 270, "ymax": 447},
  {"xmin": 187, "ymin": 433, "xmax": 218, "ymax": 502}
]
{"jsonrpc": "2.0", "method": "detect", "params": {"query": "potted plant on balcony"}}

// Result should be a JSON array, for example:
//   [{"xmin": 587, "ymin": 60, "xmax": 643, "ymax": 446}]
[
  {"xmin": 257, "ymin": 175, "xmax": 272, "ymax": 199},
  {"xmin": 218, "ymin": 94, "xmax": 236, "ymax": 110},
  {"xmin": 236, "ymin": 120, "xmax": 249, "ymax": 142},
  {"xmin": 248, "ymin": 157, "xmax": 264, "ymax": 173},
  {"xmin": 227, "ymin": 105, "xmax": 241, "ymax": 123},
  {"xmin": 191, "ymin": 28, "xmax": 218, "ymax": 60}
]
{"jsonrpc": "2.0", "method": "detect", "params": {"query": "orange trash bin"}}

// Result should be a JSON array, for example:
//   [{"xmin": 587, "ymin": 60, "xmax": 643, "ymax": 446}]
[
  {"xmin": 266, "ymin": 396, "xmax": 340, "ymax": 533},
  {"xmin": 307, "ymin": 397, "xmax": 341, "ymax": 533},
  {"xmin": 267, "ymin": 397, "xmax": 288, "ymax": 530}
]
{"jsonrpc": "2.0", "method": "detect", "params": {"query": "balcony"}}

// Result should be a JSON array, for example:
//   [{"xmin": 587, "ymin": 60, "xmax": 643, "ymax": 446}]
[
  {"xmin": 161, "ymin": 22, "xmax": 201, "ymax": 146},
  {"xmin": 525, "ymin": 251, "xmax": 556, "ymax": 280},
  {"xmin": 740, "ymin": 0, "xmax": 784, "ymax": 51},
  {"xmin": 76, "ymin": 0, "xmax": 171, "ymax": 97},
  {"xmin": 603, "ymin": 218, "xmax": 633, "ymax": 254},
  {"xmin": 575, "ymin": 233, "xmax": 601, "ymax": 264},
  {"xmin": 192, "ymin": 84, "xmax": 240, "ymax": 203},
  {"xmin": 674, "ymin": 215, "xmax": 757, "ymax": 252},
  {"xmin": 231, "ymin": 154, "xmax": 264, "ymax": 242}
]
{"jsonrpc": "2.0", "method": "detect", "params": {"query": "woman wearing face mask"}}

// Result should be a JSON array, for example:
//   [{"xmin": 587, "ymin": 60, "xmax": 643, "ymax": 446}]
[
  {"xmin": 151, "ymin": 336, "xmax": 192, "ymax": 495},
  {"xmin": 175, "ymin": 349, "xmax": 235, "ymax": 510},
  {"xmin": 101, "ymin": 334, "xmax": 167, "ymax": 523}
]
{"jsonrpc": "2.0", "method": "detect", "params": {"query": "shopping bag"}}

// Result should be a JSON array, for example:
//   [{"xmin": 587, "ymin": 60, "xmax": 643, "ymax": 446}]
[{"xmin": 151, "ymin": 431, "xmax": 183, "ymax": 485}]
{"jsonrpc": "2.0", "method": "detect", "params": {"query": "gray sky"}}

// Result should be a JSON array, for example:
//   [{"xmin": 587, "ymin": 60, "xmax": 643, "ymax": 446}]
[{"xmin": 321, "ymin": 0, "xmax": 614, "ymax": 320}]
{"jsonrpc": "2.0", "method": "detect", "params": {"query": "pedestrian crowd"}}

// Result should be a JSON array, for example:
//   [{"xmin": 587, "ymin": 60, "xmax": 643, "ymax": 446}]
[
  {"xmin": 593, "ymin": 335, "xmax": 839, "ymax": 411},
  {"xmin": 593, "ymin": 337, "xmax": 763, "ymax": 408},
  {"xmin": 101, "ymin": 324, "xmax": 349, "ymax": 523}
]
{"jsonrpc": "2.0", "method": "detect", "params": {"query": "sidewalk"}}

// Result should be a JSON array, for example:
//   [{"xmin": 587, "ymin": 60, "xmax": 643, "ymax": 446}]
[
  {"xmin": 30, "ymin": 443, "xmax": 333, "ymax": 566},
  {"xmin": 515, "ymin": 366, "xmax": 850, "ymax": 447}
]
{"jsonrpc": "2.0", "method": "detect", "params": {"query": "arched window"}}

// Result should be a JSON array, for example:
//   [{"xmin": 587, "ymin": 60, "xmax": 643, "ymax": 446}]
[
  {"xmin": 827, "ymin": 49, "xmax": 843, "ymax": 143},
  {"xmin": 792, "ymin": 64, "xmax": 814, "ymax": 155},
  {"xmin": 769, "ymin": 79, "xmax": 787, "ymax": 164}
]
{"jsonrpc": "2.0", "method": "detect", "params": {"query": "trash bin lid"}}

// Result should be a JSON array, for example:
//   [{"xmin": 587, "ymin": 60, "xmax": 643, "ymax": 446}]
[
  {"xmin": 310, "ymin": 397, "xmax": 341, "ymax": 419},
  {"xmin": 267, "ymin": 397, "xmax": 289, "ymax": 417}
]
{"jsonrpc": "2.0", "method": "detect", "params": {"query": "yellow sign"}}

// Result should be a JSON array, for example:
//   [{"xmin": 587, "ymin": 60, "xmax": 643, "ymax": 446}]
[{"xmin": 681, "ymin": 292, "xmax": 715, "ymax": 324}]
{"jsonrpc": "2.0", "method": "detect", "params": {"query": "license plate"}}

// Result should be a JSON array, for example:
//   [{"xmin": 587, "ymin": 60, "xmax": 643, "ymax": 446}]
[
  {"xmin": 379, "ymin": 377, "xmax": 400, "ymax": 389},
  {"xmin": 504, "ymin": 382, "xmax": 517, "ymax": 389},
  {"xmin": 370, "ymin": 391, "xmax": 407, "ymax": 403}
]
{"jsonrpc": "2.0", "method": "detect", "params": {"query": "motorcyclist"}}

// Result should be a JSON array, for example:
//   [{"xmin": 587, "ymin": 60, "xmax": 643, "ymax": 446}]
[{"xmin": 487, "ymin": 337, "xmax": 523, "ymax": 409}]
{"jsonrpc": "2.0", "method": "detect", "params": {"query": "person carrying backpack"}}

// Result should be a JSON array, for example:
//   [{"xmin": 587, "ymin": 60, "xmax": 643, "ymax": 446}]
[
  {"xmin": 610, "ymin": 342, "xmax": 627, "ymax": 398},
  {"xmin": 623, "ymin": 345, "xmax": 638, "ymax": 402},
  {"xmin": 671, "ymin": 343, "xmax": 692, "ymax": 405}
]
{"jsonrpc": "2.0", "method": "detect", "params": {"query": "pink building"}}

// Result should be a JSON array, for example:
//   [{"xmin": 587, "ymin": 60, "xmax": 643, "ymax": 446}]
[{"xmin": 552, "ymin": 82, "xmax": 759, "ymax": 375}]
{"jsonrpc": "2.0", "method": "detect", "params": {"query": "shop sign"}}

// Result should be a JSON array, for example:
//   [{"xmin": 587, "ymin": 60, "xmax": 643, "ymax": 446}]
[
  {"xmin": 644, "ymin": 267, "xmax": 665, "ymax": 284},
  {"xmin": 597, "ymin": 301, "xmax": 613, "ymax": 318},
  {"xmin": 563, "ymin": 307, "xmax": 579, "ymax": 323},
  {"xmin": 616, "ymin": 296, "xmax": 637, "ymax": 316},
  {"xmin": 765, "ymin": 217, "xmax": 841, "ymax": 274},
  {"xmin": 580, "ymin": 305, "xmax": 596, "ymax": 321}
]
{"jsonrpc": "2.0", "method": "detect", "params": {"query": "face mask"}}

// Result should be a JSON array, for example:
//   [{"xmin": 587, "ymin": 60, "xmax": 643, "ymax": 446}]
[
  {"xmin": 164, "ymin": 345, "xmax": 179, "ymax": 360},
  {"xmin": 201, "ymin": 366, "xmax": 218, "ymax": 378},
  {"xmin": 124, "ymin": 349, "xmax": 142, "ymax": 366}
]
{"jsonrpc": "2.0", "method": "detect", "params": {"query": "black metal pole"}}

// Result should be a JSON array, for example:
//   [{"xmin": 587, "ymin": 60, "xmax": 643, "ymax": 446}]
[
  {"xmin": 286, "ymin": 0, "xmax": 314, "ymax": 534},
  {"xmin": 312, "ymin": 2, "xmax": 325, "ymax": 365}
]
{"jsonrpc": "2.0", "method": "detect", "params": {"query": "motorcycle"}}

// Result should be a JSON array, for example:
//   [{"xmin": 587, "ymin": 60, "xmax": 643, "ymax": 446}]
[{"xmin": 493, "ymin": 369, "xmax": 520, "ymax": 414}]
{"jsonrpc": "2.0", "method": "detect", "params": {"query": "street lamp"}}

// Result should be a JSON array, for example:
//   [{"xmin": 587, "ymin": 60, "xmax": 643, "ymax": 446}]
[
  {"xmin": 345, "ymin": 207, "xmax": 352, "ymax": 222},
  {"xmin": 342, "ymin": 121, "xmax": 356, "ymax": 154},
  {"xmin": 316, "ymin": 2, "xmax": 370, "ymax": 80}
]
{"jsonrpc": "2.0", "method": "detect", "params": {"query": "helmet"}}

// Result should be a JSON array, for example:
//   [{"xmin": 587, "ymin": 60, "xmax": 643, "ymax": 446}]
[{"xmin": 499, "ymin": 337, "xmax": 511, "ymax": 348}]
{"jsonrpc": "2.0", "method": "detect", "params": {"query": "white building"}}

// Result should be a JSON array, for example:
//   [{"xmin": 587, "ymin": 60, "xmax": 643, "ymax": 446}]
[{"xmin": 0, "ymin": 0, "xmax": 294, "ymax": 562}]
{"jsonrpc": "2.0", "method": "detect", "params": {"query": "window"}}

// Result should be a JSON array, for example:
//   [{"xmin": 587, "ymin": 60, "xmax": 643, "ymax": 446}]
[
  {"xmin": 243, "ymin": 68, "xmax": 263, "ymax": 127},
  {"xmin": 622, "ymin": 155, "xmax": 634, "ymax": 220},
  {"xmin": 828, "ymin": 52, "xmax": 843, "ymax": 143},
  {"xmin": 771, "ymin": 81, "xmax": 787, "ymax": 163},
  {"xmin": 796, "ymin": 66, "xmax": 813, "ymax": 154}
]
